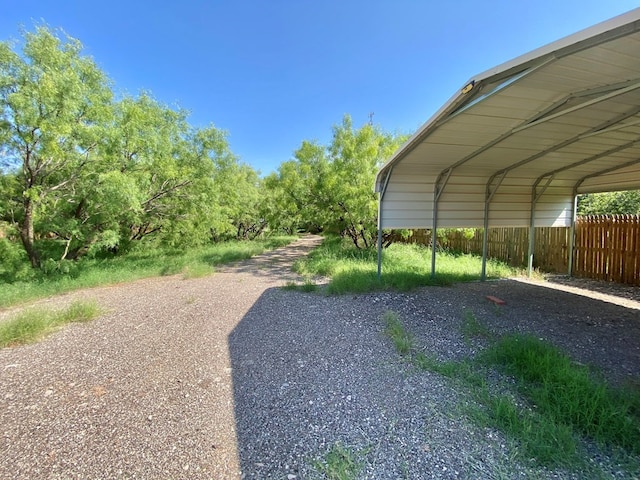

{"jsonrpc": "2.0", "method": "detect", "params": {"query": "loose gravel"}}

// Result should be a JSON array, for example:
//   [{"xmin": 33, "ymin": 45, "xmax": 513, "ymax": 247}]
[{"xmin": 1, "ymin": 235, "xmax": 639, "ymax": 479}]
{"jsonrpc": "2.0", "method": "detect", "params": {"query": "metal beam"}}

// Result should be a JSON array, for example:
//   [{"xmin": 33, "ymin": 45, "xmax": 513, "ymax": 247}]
[
  {"xmin": 527, "ymin": 174, "xmax": 555, "ymax": 275},
  {"xmin": 533, "ymin": 138, "xmax": 640, "ymax": 188},
  {"xmin": 484, "ymin": 107, "xmax": 640, "ymax": 182},
  {"xmin": 481, "ymin": 171, "xmax": 508, "ymax": 280},
  {"xmin": 574, "ymin": 157, "xmax": 640, "ymax": 191},
  {"xmin": 512, "ymin": 79, "xmax": 640, "ymax": 133},
  {"xmin": 377, "ymin": 167, "xmax": 394, "ymax": 278}
]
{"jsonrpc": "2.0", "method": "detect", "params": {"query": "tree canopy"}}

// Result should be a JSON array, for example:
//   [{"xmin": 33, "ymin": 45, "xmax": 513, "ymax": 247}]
[
  {"xmin": 0, "ymin": 25, "xmax": 410, "ymax": 276},
  {"xmin": 577, "ymin": 190, "xmax": 640, "ymax": 216},
  {"xmin": 0, "ymin": 26, "xmax": 264, "ymax": 268},
  {"xmin": 263, "ymin": 115, "xmax": 408, "ymax": 248}
]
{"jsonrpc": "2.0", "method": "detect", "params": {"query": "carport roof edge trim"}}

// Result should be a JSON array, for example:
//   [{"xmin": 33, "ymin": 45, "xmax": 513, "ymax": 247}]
[{"xmin": 375, "ymin": 7, "xmax": 640, "ymax": 192}]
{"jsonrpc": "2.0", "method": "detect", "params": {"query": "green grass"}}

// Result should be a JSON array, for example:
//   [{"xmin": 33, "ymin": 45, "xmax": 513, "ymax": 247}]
[
  {"xmin": 381, "ymin": 310, "xmax": 640, "ymax": 473},
  {"xmin": 0, "ymin": 300, "xmax": 102, "ymax": 348},
  {"xmin": 282, "ymin": 277, "xmax": 318, "ymax": 292},
  {"xmin": 312, "ymin": 443, "xmax": 367, "ymax": 480},
  {"xmin": 294, "ymin": 235, "xmax": 521, "ymax": 294},
  {"xmin": 0, "ymin": 236, "xmax": 296, "ymax": 308},
  {"xmin": 460, "ymin": 308, "xmax": 496, "ymax": 343},
  {"xmin": 481, "ymin": 334, "xmax": 640, "ymax": 455},
  {"xmin": 383, "ymin": 310, "xmax": 414, "ymax": 356}
]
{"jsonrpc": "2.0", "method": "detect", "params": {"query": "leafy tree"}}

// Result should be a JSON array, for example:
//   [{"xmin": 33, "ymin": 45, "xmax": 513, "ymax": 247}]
[
  {"xmin": 577, "ymin": 190, "xmax": 640, "ymax": 216},
  {"xmin": 0, "ymin": 26, "xmax": 112, "ymax": 266},
  {"xmin": 326, "ymin": 115, "xmax": 405, "ymax": 248},
  {"xmin": 263, "ymin": 115, "xmax": 407, "ymax": 248}
]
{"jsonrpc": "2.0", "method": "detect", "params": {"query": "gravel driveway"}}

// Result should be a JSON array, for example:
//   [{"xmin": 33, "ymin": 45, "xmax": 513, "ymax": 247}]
[{"xmin": 1, "ymin": 235, "xmax": 639, "ymax": 479}]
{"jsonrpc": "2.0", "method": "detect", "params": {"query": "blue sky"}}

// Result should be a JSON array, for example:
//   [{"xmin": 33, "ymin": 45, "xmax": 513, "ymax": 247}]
[{"xmin": 2, "ymin": 1, "xmax": 638, "ymax": 174}]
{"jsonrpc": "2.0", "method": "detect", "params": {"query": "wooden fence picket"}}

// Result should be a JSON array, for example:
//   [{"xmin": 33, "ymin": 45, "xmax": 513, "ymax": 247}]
[{"xmin": 407, "ymin": 214, "xmax": 640, "ymax": 285}]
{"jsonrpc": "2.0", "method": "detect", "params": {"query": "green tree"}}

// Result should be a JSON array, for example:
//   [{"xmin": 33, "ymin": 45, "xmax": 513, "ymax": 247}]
[
  {"xmin": 263, "ymin": 115, "xmax": 407, "ymax": 247},
  {"xmin": 326, "ymin": 115, "xmax": 404, "ymax": 248},
  {"xmin": 577, "ymin": 190, "xmax": 640, "ymax": 216},
  {"xmin": 0, "ymin": 26, "xmax": 112, "ymax": 266}
]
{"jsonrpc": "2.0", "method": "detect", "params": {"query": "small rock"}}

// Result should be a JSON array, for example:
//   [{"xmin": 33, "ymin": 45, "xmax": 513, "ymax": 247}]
[
  {"xmin": 287, "ymin": 475, "xmax": 297, "ymax": 480},
  {"xmin": 44, "ymin": 389, "xmax": 53, "ymax": 397}
]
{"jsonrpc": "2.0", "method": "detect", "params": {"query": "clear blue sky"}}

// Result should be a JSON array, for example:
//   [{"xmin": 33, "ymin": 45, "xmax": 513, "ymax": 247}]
[{"xmin": 2, "ymin": 1, "xmax": 638, "ymax": 174}]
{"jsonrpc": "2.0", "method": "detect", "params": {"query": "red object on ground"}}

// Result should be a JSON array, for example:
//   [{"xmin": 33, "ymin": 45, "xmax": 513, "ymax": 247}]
[{"xmin": 486, "ymin": 295, "xmax": 506, "ymax": 305}]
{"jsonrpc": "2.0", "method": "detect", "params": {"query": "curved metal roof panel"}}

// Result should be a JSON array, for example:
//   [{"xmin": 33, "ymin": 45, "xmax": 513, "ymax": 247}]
[{"xmin": 376, "ymin": 8, "xmax": 640, "ymax": 230}]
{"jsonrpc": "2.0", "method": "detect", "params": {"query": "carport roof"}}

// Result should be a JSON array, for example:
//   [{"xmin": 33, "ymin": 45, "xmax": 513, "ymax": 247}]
[{"xmin": 375, "ymin": 8, "xmax": 640, "ymax": 207}]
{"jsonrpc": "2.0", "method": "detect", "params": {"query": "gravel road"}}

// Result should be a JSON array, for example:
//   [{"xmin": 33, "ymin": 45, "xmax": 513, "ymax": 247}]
[{"xmin": 1, "ymin": 235, "xmax": 639, "ymax": 479}]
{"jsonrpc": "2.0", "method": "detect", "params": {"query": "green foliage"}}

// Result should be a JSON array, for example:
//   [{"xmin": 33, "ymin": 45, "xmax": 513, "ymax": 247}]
[
  {"xmin": 263, "ymin": 115, "xmax": 408, "ymax": 245},
  {"xmin": 294, "ymin": 235, "xmax": 521, "ymax": 294},
  {"xmin": 577, "ymin": 190, "xmax": 640, "ymax": 215},
  {"xmin": 385, "ymin": 311, "xmax": 640, "ymax": 473},
  {"xmin": 0, "ymin": 237, "xmax": 32, "ymax": 281},
  {"xmin": 0, "ymin": 236, "xmax": 296, "ymax": 308},
  {"xmin": 313, "ymin": 443, "xmax": 366, "ymax": 480},
  {"xmin": 1, "ymin": 25, "xmax": 266, "ymax": 271},
  {"xmin": 0, "ymin": 300, "xmax": 101, "ymax": 348},
  {"xmin": 1, "ymin": 26, "xmax": 113, "ymax": 267},
  {"xmin": 482, "ymin": 334, "xmax": 640, "ymax": 454}
]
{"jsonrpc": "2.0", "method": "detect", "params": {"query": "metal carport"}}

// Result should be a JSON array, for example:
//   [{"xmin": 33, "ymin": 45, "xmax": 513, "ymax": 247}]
[{"xmin": 375, "ymin": 8, "xmax": 640, "ymax": 279}]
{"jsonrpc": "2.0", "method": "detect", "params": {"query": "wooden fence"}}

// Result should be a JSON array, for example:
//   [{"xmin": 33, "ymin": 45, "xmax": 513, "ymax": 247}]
[{"xmin": 403, "ymin": 215, "xmax": 640, "ymax": 285}]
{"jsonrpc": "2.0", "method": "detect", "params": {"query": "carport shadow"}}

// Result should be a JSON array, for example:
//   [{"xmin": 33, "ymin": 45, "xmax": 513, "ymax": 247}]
[
  {"xmin": 227, "ymin": 287, "xmax": 440, "ymax": 479},
  {"xmin": 228, "ymin": 279, "xmax": 640, "ymax": 478}
]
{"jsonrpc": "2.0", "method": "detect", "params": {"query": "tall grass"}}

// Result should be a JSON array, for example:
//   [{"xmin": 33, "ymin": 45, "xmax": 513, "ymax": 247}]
[
  {"xmin": 383, "ymin": 310, "xmax": 640, "ymax": 472},
  {"xmin": 0, "ymin": 300, "xmax": 101, "ymax": 348},
  {"xmin": 482, "ymin": 334, "xmax": 640, "ymax": 454},
  {"xmin": 294, "ymin": 235, "xmax": 520, "ymax": 294},
  {"xmin": 0, "ymin": 236, "xmax": 296, "ymax": 308}
]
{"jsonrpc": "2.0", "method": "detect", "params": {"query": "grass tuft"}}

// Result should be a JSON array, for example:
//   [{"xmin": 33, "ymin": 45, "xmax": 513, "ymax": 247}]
[
  {"xmin": 281, "ymin": 278, "xmax": 318, "ymax": 292},
  {"xmin": 383, "ymin": 310, "xmax": 414, "ymax": 356},
  {"xmin": 482, "ymin": 334, "xmax": 640, "ymax": 454},
  {"xmin": 461, "ymin": 309, "xmax": 495, "ymax": 343},
  {"xmin": 0, "ymin": 300, "xmax": 102, "ymax": 348},
  {"xmin": 313, "ymin": 442, "xmax": 366, "ymax": 480},
  {"xmin": 384, "ymin": 310, "xmax": 640, "ymax": 473},
  {"xmin": 181, "ymin": 263, "xmax": 215, "ymax": 279}
]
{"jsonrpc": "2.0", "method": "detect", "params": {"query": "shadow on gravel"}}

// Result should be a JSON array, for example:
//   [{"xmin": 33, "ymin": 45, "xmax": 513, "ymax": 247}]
[
  {"xmin": 228, "ymin": 280, "xmax": 640, "ymax": 479},
  {"xmin": 227, "ymin": 287, "xmax": 442, "ymax": 480}
]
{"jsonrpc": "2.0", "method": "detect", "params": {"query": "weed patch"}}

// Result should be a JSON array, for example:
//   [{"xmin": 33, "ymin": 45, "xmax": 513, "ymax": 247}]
[
  {"xmin": 0, "ymin": 236, "xmax": 296, "ymax": 308},
  {"xmin": 312, "ymin": 442, "xmax": 367, "ymax": 480},
  {"xmin": 282, "ymin": 278, "xmax": 318, "ymax": 292},
  {"xmin": 383, "ymin": 311, "xmax": 414, "ymax": 356},
  {"xmin": 380, "ymin": 310, "xmax": 640, "ymax": 474},
  {"xmin": 0, "ymin": 300, "xmax": 102, "ymax": 348},
  {"xmin": 481, "ymin": 334, "xmax": 640, "ymax": 454}
]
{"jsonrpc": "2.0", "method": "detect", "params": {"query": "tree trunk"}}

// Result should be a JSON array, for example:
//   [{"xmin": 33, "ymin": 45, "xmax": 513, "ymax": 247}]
[{"xmin": 20, "ymin": 197, "xmax": 41, "ymax": 268}]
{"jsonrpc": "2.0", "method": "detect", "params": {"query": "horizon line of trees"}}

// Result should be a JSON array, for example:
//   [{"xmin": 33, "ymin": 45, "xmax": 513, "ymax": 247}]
[
  {"xmin": 0, "ymin": 25, "xmax": 408, "ymax": 274},
  {"xmin": 1, "ymin": 25, "xmax": 638, "ymax": 276}
]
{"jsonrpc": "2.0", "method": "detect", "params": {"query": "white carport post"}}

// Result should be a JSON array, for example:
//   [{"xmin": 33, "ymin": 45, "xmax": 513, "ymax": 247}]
[
  {"xmin": 528, "ymin": 175, "xmax": 555, "ymax": 275},
  {"xmin": 431, "ymin": 169, "xmax": 452, "ymax": 277},
  {"xmin": 482, "ymin": 172, "xmax": 507, "ymax": 280},
  {"xmin": 568, "ymin": 191, "xmax": 578, "ymax": 276},
  {"xmin": 377, "ymin": 168, "xmax": 393, "ymax": 278}
]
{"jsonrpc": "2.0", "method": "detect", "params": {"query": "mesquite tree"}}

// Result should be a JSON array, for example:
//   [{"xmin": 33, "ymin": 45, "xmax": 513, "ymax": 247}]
[{"xmin": 0, "ymin": 27, "xmax": 113, "ymax": 266}]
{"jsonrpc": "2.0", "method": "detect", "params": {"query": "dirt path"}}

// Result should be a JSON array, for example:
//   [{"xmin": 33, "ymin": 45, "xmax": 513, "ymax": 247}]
[{"xmin": 0, "ymin": 235, "xmax": 322, "ymax": 480}]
